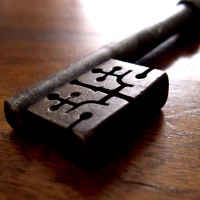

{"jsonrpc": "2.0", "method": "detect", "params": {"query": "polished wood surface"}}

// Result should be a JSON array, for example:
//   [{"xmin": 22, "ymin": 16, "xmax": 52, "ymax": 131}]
[{"xmin": 0, "ymin": 0, "xmax": 200, "ymax": 199}]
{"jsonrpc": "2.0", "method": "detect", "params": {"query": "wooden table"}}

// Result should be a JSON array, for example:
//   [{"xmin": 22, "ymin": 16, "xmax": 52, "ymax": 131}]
[{"xmin": 0, "ymin": 0, "xmax": 200, "ymax": 199}]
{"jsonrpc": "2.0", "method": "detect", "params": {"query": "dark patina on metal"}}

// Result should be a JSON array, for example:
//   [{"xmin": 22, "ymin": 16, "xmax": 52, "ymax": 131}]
[{"xmin": 4, "ymin": 0, "xmax": 200, "ymax": 154}]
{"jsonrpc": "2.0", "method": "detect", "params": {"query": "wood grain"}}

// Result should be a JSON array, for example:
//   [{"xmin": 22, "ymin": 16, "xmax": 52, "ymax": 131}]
[{"xmin": 0, "ymin": 0, "xmax": 200, "ymax": 199}]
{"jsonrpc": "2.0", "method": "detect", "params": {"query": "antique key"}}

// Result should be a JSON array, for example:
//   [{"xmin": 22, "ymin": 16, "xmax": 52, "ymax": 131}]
[{"xmin": 4, "ymin": 0, "xmax": 200, "ymax": 153}]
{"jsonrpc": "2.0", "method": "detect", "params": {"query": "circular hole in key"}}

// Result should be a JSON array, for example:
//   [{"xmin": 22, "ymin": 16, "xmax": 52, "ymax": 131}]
[
  {"xmin": 80, "ymin": 112, "xmax": 93, "ymax": 120},
  {"xmin": 70, "ymin": 92, "xmax": 81, "ymax": 98},
  {"xmin": 47, "ymin": 93, "xmax": 59, "ymax": 100},
  {"xmin": 135, "ymin": 73, "xmax": 147, "ymax": 79},
  {"xmin": 49, "ymin": 105, "xmax": 58, "ymax": 111},
  {"xmin": 96, "ymin": 76, "xmax": 105, "ymax": 82},
  {"xmin": 135, "ymin": 71, "xmax": 148, "ymax": 79},
  {"xmin": 135, "ymin": 69, "xmax": 151, "ymax": 79},
  {"xmin": 92, "ymin": 68, "xmax": 102, "ymax": 73},
  {"xmin": 113, "ymin": 66, "xmax": 122, "ymax": 71}
]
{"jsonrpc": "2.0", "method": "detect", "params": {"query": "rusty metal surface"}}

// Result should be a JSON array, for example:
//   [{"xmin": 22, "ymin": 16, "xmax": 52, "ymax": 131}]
[{"xmin": 28, "ymin": 59, "xmax": 168, "ymax": 148}]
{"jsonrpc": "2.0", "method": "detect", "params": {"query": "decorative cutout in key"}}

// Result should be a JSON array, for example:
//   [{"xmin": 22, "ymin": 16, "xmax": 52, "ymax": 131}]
[
  {"xmin": 73, "ymin": 66, "xmax": 134, "ymax": 101},
  {"xmin": 92, "ymin": 66, "xmax": 122, "ymax": 82},
  {"xmin": 47, "ymin": 93, "xmax": 77, "ymax": 111},
  {"xmin": 46, "ymin": 65, "xmax": 135, "ymax": 114},
  {"xmin": 135, "ymin": 68, "xmax": 152, "ymax": 79},
  {"xmin": 47, "ymin": 91, "xmax": 109, "ymax": 113},
  {"xmin": 45, "ymin": 65, "xmax": 135, "ymax": 131},
  {"xmin": 28, "ymin": 59, "xmax": 165, "ymax": 139}
]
